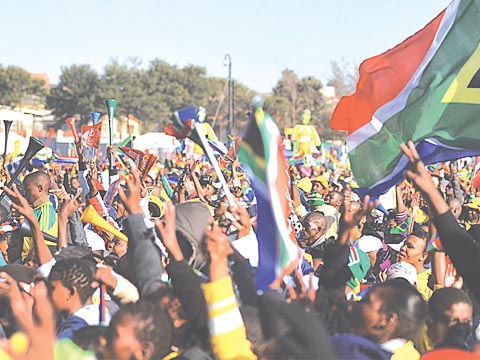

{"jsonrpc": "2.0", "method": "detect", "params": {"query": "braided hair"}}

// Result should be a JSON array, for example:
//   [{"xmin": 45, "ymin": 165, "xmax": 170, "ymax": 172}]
[
  {"xmin": 110, "ymin": 301, "xmax": 173, "ymax": 359},
  {"xmin": 49, "ymin": 258, "xmax": 96, "ymax": 304}
]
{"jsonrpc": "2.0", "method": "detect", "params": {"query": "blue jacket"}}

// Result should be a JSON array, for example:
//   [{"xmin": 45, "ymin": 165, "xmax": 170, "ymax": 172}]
[{"xmin": 56, "ymin": 315, "xmax": 88, "ymax": 340}]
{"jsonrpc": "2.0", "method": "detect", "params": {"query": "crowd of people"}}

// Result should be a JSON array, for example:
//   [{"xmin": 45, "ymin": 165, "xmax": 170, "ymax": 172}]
[{"xmin": 0, "ymin": 132, "xmax": 480, "ymax": 360}]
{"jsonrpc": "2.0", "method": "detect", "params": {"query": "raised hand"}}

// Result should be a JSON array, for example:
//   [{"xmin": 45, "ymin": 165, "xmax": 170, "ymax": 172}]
[
  {"xmin": 118, "ymin": 167, "xmax": 143, "ymax": 215},
  {"xmin": 3, "ymin": 184, "xmax": 35, "ymax": 223},
  {"xmin": 232, "ymin": 159, "xmax": 241, "ymax": 170},
  {"xmin": 93, "ymin": 265, "xmax": 119, "ymax": 290},
  {"xmin": 228, "ymin": 199, "xmax": 251, "ymax": 238},
  {"xmin": 269, "ymin": 260, "xmax": 298, "ymax": 291},
  {"xmin": 289, "ymin": 165, "xmax": 299, "ymax": 179},
  {"xmin": 400, "ymin": 141, "xmax": 449, "ymax": 216},
  {"xmin": 0, "ymin": 273, "xmax": 56, "ymax": 360},
  {"xmin": 75, "ymin": 139, "xmax": 85, "ymax": 162},
  {"xmin": 155, "ymin": 203, "xmax": 183, "ymax": 261},
  {"xmin": 86, "ymin": 161, "xmax": 99, "ymax": 196},
  {"xmin": 285, "ymin": 272, "xmax": 316, "ymax": 308},
  {"xmin": 205, "ymin": 225, "xmax": 234, "ymax": 263},
  {"xmin": 342, "ymin": 195, "xmax": 377, "ymax": 229},
  {"xmin": 50, "ymin": 185, "xmax": 70, "ymax": 202},
  {"xmin": 140, "ymin": 180, "xmax": 148, "ymax": 199},
  {"xmin": 400, "ymin": 141, "xmax": 436, "ymax": 195},
  {"xmin": 338, "ymin": 195, "xmax": 378, "ymax": 245},
  {"xmin": 205, "ymin": 224, "xmax": 234, "ymax": 281},
  {"xmin": 444, "ymin": 262, "xmax": 464, "ymax": 289},
  {"xmin": 58, "ymin": 188, "xmax": 84, "ymax": 219}
]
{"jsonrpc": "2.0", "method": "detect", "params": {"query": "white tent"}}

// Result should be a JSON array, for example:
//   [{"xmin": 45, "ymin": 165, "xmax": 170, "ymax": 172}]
[
  {"xmin": 0, "ymin": 132, "xmax": 29, "ymax": 155},
  {"xmin": 133, "ymin": 132, "xmax": 180, "ymax": 153}
]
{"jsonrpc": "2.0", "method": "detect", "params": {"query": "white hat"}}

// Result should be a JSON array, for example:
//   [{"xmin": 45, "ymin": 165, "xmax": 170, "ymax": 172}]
[
  {"xmin": 85, "ymin": 228, "xmax": 106, "ymax": 252},
  {"xmin": 386, "ymin": 261, "xmax": 417, "ymax": 285},
  {"xmin": 354, "ymin": 235, "xmax": 383, "ymax": 253},
  {"xmin": 387, "ymin": 239, "xmax": 405, "ymax": 252}
]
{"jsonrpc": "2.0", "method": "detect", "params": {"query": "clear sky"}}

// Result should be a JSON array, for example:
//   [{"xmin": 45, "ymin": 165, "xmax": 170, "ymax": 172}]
[{"xmin": 0, "ymin": 0, "xmax": 451, "ymax": 93}]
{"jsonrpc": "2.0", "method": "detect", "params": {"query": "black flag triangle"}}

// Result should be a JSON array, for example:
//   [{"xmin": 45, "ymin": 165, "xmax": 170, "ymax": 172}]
[
  {"xmin": 468, "ymin": 68, "xmax": 480, "ymax": 88},
  {"xmin": 442, "ymin": 44, "xmax": 480, "ymax": 103}
]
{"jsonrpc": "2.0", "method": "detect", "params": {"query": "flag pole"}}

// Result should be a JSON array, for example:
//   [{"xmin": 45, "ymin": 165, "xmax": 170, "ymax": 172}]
[
  {"xmin": 105, "ymin": 99, "xmax": 117, "ymax": 185},
  {"xmin": 193, "ymin": 122, "xmax": 236, "ymax": 206}
]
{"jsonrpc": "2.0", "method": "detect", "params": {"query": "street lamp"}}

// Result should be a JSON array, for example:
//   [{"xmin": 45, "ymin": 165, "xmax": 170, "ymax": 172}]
[{"xmin": 223, "ymin": 54, "xmax": 234, "ymax": 137}]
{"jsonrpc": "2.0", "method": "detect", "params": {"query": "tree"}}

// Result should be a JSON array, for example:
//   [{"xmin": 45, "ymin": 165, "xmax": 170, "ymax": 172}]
[
  {"xmin": 272, "ymin": 69, "xmax": 300, "ymax": 127},
  {"xmin": 200, "ymin": 77, "xmax": 254, "ymax": 140},
  {"xmin": 141, "ymin": 60, "xmax": 211, "ymax": 131},
  {"xmin": 297, "ymin": 76, "xmax": 326, "ymax": 117},
  {"xmin": 47, "ymin": 64, "xmax": 101, "ymax": 129},
  {"xmin": 99, "ymin": 59, "xmax": 148, "ymax": 125},
  {"xmin": 44, "ymin": 58, "xmax": 350, "ymax": 141},
  {"xmin": 264, "ymin": 95, "xmax": 292, "ymax": 130},
  {"xmin": 327, "ymin": 59, "xmax": 358, "ymax": 97},
  {"xmin": 0, "ymin": 65, "xmax": 47, "ymax": 108},
  {"xmin": 269, "ymin": 69, "xmax": 328, "ymax": 137},
  {"xmin": 231, "ymin": 81, "xmax": 255, "ymax": 136}
]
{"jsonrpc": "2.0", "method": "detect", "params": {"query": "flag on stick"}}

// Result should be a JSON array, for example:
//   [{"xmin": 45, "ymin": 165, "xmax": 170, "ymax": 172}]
[
  {"xmin": 165, "ymin": 106, "xmax": 197, "ymax": 141},
  {"xmin": 218, "ymin": 137, "xmax": 242, "ymax": 169},
  {"xmin": 331, "ymin": 0, "xmax": 480, "ymax": 196},
  {"xmin": 238, "ymin": 100, "xmax": 301, "ymax": 291},
  {"xmin": 81, "ymin": 122, "xmax": 102, "ymax": 148},
  {"xmin": 116, "ymin": 134, "xmax": 134, "ymax": 153},
  {"xmin": 165, "ymin": 106, "xmax": 236, "ymax": 205},
  {"xmin": 120, "ymin": 147, "xmax": 157, "ymax": 181}
]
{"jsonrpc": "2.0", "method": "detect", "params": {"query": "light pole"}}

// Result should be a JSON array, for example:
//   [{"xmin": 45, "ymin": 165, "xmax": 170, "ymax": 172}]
[{"xmin": 223, "ymin": 54, "xmax": 233, "ymax": 137}]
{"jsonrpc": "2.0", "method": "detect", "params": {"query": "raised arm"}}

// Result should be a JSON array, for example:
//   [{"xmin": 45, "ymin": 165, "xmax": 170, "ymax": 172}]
[
  {"xmin": 401, "ymin": 141, "xmax": 480, "ymax": 300},
  {"xmin": 57, "ymin": 188, "xmax": 85, "ymax": 249},
  {"xmin": 155, "ymin": 202, "xmax": 211, "ymax": 350},
  {"xmin": 337, "ymin": 195, "xmax": 377, "ymax": 246},
  {"xmin": 119, "ymin": 168, "xmax": 165, "ymax": 297},
  {"xmin": 201, "ymin": 225, "xmax": 256, "ymax": 360},
  {"xmin": 3, "ymin": 184, "xmax": 53, "ymax": 266}
]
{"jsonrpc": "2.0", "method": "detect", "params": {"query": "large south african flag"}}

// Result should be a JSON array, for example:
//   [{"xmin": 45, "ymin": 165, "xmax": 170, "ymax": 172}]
[
  {"xmin": 331, "ymin": 0, "xmax": 480, "ymax": 196},
  {"xmin": 238, "ymin": 104, "xmax": 300, "ymax": 291}
]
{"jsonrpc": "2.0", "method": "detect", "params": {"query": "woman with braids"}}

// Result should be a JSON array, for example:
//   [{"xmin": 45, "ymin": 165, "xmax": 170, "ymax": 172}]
[
  {"xmin": 48, "ymin": 257, "xmax": 100, "ymax": 339},
  {"xmin": 106, "ymin": 301, "xmax": 174, "ymax": 360}
]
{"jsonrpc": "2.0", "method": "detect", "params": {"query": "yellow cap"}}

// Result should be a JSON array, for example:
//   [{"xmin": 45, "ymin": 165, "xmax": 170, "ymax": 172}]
[{"xmin": 297, "ymin": 177, "xmax": 312, "ymax": 193}]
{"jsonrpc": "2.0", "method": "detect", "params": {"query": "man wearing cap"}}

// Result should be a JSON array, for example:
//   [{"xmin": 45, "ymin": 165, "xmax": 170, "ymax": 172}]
[
  {"xmin": 311, "ymin": 176, "xmax": 329, "ymax": 197},
  {"xmin": 307, "ymin": 192, "xmax": 325, "ymax": 212},
  {"xmin": 292, "ymin": 177, "xmax": 312, "ymax": 218},
  {"xmin": 464, "ymin": 197, "xmax": 480, "ymax": 230}
]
